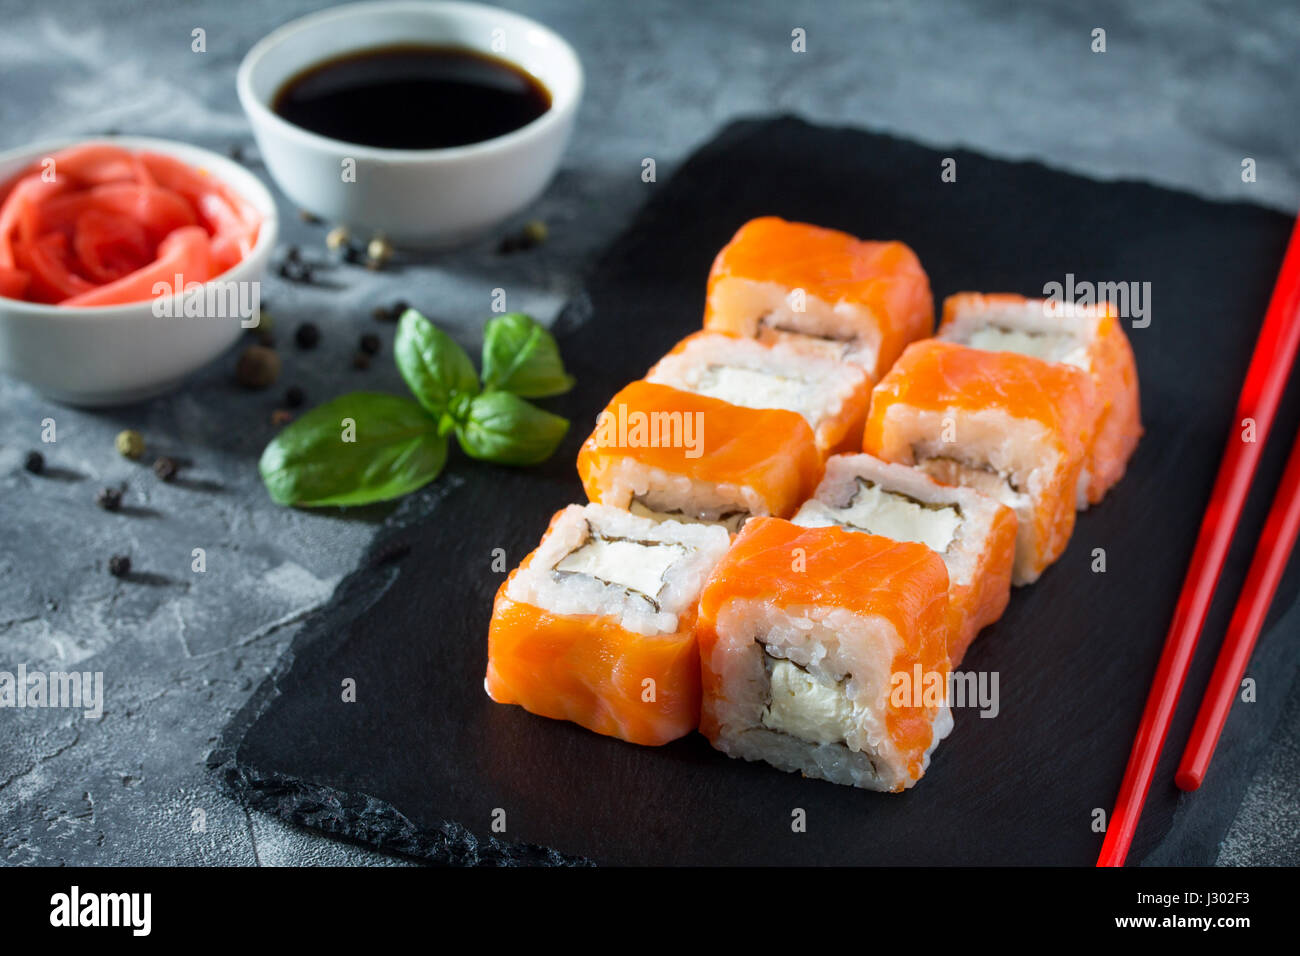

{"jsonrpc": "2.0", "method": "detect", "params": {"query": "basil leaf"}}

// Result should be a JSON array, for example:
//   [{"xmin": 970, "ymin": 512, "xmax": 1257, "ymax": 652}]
[
  {"xmin": 480, "ymin": 312, "xmax": 575, "ymax": 398},
  {"xmin": 395, "ymin": 309, "xmax": 479, "ymax": 416},
  {"xmin": 259, "ymin": 392, "xmax": 447, "ymax": 507},
  {"xmin": 456, "ymin": 391, "xmax": 569, "ymax": 466}
]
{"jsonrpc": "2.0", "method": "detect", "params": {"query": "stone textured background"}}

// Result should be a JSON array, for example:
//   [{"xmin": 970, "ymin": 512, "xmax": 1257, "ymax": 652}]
[{"xmin": 0, "ymin": 0, "xmax": 1296, "ymax": 865}]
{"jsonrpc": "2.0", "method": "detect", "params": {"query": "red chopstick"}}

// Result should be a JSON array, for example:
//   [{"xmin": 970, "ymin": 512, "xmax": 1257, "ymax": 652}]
[
  {"xmin": 1175, "ymin": 422, "xmax": 1300, "ymax": 790},
  {"xmin": 1097, "ymin": 212, "xmax": 1300, "ymax": 867}
]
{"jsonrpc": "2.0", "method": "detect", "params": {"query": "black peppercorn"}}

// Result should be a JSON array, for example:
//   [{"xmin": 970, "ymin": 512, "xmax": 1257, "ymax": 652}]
[
  {"xmin": 96, "ymin": 487, "xmax": 123, "ymax": 512},
  {"xmin": 295, "ymin": 322, "xmax": 320, "ymax": 349},
  {"xmin": 236, "ymin": 345, "xmax": 281, "ymax": 389},
  {"xmin": 23, "ymin": 450, "xmax": 44, "ymax": 474},
  {"xmin": 359, "ymin": 333, "xmax": 381, "ymax": 355},
  {"xmin": 153, "ymin": 456, "xmax": 179, "ymax": 482},
  {"xmin": 284, "ymin": 385, "xmax": 305, "ymax": 408},
  {"xmin": 108, "ymin": 554, "xmax": 131, "ymax": 577}
]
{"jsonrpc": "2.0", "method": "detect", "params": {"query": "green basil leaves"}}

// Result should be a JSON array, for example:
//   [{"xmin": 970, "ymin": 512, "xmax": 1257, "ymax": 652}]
[
  {"xmin": 260, "ymin": 310, "xmax": 574, "ymax": 507},
  {"xmin": 457, "ymin": 391, "xmax": 570, "ymax": 466},
  {"xmin": 480, "ymin": 311, "xmax": 576, "ymax": 397}
]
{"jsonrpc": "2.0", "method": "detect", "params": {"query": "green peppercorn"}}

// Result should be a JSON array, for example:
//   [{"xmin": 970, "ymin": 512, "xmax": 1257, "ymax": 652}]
[
  {"xmin": 522, "ymin": 219, "xmax": 548, "ymax": 245},
  {"xmin": 326, "ymin": 225, "xmax": 351, "ymax": 251},
  {"xmin": 366, "ymin": 236, "xmax": 393, "ymax": 268},
  {"xmin": 115, "ymin": 429, "xmax": 145, "ymax": 460}
]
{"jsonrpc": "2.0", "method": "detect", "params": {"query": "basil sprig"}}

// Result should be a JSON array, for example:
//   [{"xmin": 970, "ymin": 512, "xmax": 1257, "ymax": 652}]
[{"xmin": 259, "ymin": 310, "xmax": 574, "ymax": 507}]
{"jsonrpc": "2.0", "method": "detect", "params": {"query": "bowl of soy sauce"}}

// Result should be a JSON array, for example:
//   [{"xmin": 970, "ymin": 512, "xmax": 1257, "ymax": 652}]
[{"xmin": 237, "ymin": 1, "xmax": 582, "ymax": 244}]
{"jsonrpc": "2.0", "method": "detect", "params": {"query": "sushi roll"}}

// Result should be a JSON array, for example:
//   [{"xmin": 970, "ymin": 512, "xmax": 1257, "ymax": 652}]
[
  {"xmin": 938, "ymin": 292, "xmax": 1142, "ymax": 507},
  {"xmin": 703, "ymin": 217, "xmax": 933, "ymax": 380},
  {"xmin": 862, "ymin": 339, "xmax": 1097, "ymax": 585},
  {"xmin": 793, "ymin": 453, "xmax": 1016, "ymax": 664},
  {"xmin": 696, "ymin": 517, "xmax": 953, "ymax": 791},
  {"xmin": 645, "ymin": 331, "xmax": 873, "ymax": 456},
  {"xmin": 577, "ymin": 380, "xmax": 823, "ymax": 530},
  {"xmin": 486, "ymin": 503, "xmax": 731, "ymax": 746}
]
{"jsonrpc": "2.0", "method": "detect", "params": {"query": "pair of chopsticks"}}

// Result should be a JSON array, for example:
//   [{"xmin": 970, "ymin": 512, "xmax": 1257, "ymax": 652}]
[{"xmin": 1097, "ymin": 212, "xmax": 1300, "ymax": 867}]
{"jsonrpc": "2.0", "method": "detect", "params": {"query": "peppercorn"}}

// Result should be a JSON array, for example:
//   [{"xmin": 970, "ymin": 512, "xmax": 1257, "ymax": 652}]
[
  {"xmin": 352, "ymin": 351, "xmax": 372, "ymax": 370},
  {"xmin": 498, "ymin": 219, "xmax": 549, "ymax": 255},
  {"xmin": 522, "ymin": 219, "xmax": 548, "ymax": 245},
  {"xmin": 23, "ymin": 450, "xmax": 44, "ymax": 474},
  {"xmin": 153, "ymin": 456, "xmax": 179, "ymax": 482},
  {"xmin": 299, "ymin": 209, "xmax": 322, "ymax": 224},
  {"xmin": 235, "ymin": 345, "xmax": 281, "ymax": 389},
  {"xmin": 359, "ymin": 333, "xmax": 381, "ymax": 355},
  {"xmin": 326, "ymin": 225, "xmax": 351, "ymax": 251},
  {"xmin": 284, "ymin": 385, "xmax": 305, "ymax": 408},
  {"xmin": 367, "ymin": 236, "xmax": 393, "ymax": 268},
  {"xmin": 108, "ymin": 554, "xmax": 131, "ymax": 578},
  {"xmin": 372, "ymin": 300, "xmax": 406, "ymax": 322},
  {"xmin": 271, "ymin": 408, "xmax": 295, "ymax": 426},
  {"xmin": 294, "ymin": 322, "xmax": 320, "ymax": 349},
  {"xmin": 227, "ymin": 143, "xmax": 247, "ymax": 163},
  {"xmin": 115, "ymin": 429, "xmax": 145, "ymax": 460},
  {"xmin": 96, "ymin": 487, "xmax": 123, "ymax": 512}
]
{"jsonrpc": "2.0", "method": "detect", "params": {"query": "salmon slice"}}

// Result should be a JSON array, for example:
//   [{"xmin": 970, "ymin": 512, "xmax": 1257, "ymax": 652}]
[
  {"xmin": 864, "ymin": 339, "xmax": 1096, "ymax": 584},
  {"xmin": 793, "ymin": 452, "xmax": 1017, "ymax": 665},
  {"xmin": 939, "ymin": 292, "xmax": 1142, "ymax": 506},
  {"xmin": 646, "ymin": 330, "xmax": 873, "ymax": 457},
  {"xmin": 704, "ymin": 217, "xmax": 933, "ymax": 379},
  {"xmin": 696, "ymin": 517, "xmax": 952, "ymax": 790},
  {"xmin": 485, "ymin": 504, "xmax": 732, "ymax": 746},
  {"xmin": 577, "ymin": 380, "xmax": 823, "ymax": 527}
]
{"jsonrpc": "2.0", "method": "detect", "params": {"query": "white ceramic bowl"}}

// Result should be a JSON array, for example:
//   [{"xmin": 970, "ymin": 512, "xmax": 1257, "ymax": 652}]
[
  {"xmin": 237, "ymin": 0, "xmax": 583, "ymax": 244},
  {"xmin": 0, "ymin": 136, "xmax": 278, "ymax": 407}
]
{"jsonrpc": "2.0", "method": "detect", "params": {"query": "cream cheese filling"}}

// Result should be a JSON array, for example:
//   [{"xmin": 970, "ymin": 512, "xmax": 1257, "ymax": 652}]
[
  {"xmin": 965, "ymin": 326, "xmax": 1080, "ymax": 364},
  {"xmin": 693, "ymin": 364, "xmax": 823, "ymax": 425},
  {"xmin": 760, "ymin": 658, "xmax": 856, "ymax": 746},
  {"xmin": 629, "ymin": 498, "xmax": 749, "ymax": 533},
  {"xmin": 553, "ymin": 534, "xmax": 684, "ymax": 607},
  {"xmin": 801, "ymin": 480, "xmax": 961, "ymax": 552}
]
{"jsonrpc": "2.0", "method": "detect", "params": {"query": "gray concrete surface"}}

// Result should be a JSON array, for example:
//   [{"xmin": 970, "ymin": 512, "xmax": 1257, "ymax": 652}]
[{"xmin": 0, "ymin": 0, "xmax": 1297, "ymax": 866}]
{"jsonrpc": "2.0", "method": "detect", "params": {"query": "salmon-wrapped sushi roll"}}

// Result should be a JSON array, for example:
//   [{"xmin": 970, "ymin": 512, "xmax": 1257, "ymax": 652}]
[
  {"xmin": 646, "ymin": 331, "xmax": 872, "ymax": 456},
  {"xmin": 938, "ymin": 292, "xmax": 1142, "ymax": 506},
  {"xmin": 697, "ymin": 518, "xmax": 953, "ymax": 791},
  {"xmin": 703, "ymin": 217, "xmax": 933, "ymax": 380},
  {"xmin": 486, "ymin": 503, "xmax": 731, "ymax": 745},
  {"xmin": 793, "ymin": 453, "xmax": 1016, "ymax": 664},
  {"xmin": 863, "ymin": 339, "xmax": 1096, "ymax": 585},
  {"xmin": 578, "ymin": 380, "xmax": 823, "ymax": 530}
]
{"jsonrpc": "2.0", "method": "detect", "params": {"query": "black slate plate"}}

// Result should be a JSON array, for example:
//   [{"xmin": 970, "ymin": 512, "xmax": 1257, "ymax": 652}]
[{"xmin": 215, "ymin": 117, "xmax": 1300, "ymax": 865}]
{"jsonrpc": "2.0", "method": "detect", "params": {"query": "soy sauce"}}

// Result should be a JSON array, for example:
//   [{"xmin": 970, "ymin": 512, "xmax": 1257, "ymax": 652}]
[{"xmin": 271, "ymin": 44, "xmax": 551, "ymax": 150}]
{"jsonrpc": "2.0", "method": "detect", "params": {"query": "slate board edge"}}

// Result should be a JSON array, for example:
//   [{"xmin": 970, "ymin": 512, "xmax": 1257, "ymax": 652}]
[
  {"xmin": 212, "ymin": 114, "xmax": 1293, "ymax": 867},
  {"xmin": 210, "ymin": 534, "xmax": 593, "ymax": 867}
]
